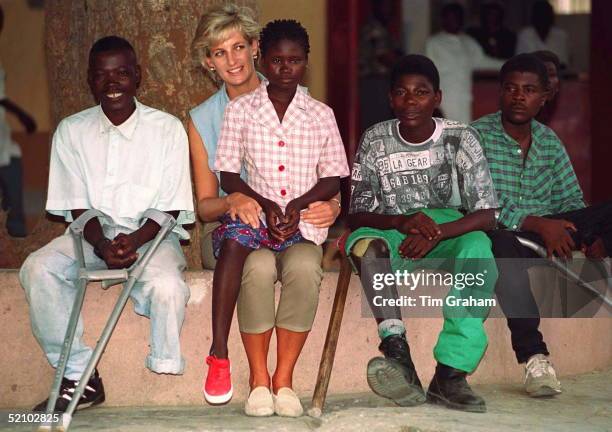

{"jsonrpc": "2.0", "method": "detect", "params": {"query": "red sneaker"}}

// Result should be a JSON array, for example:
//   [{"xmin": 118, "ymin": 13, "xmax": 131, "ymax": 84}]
[{"xmin": 203, "ymin": 355, "xmax": 233, "ymax": 404}]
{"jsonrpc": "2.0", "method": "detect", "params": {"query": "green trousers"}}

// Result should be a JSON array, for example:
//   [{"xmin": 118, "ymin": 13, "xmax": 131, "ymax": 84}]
[{"xmin": 346, "ymin": 208, "xmax": 498, "ymax": 373}]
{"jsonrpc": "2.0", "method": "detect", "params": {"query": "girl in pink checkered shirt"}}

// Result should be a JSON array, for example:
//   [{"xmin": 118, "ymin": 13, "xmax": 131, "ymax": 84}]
[{"xmin": 205, "ymin": 19, "xmax": 349, "ymax": 416}]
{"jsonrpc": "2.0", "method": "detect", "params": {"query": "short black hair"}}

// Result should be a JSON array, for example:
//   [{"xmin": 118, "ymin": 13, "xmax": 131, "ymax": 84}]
[
  {"xmin": 89, "ymin": 36, "xmax": 136, "ymax": 65},
  {"xmin": 390, "ymin": 55, "xmax": 440, "ymax": 92},
  {"xmin": 441, "ymin": 2, "xmax": 464, "ymax": 20},
  {"xmin": 532, "ymin": 50, "xmax": 560, "ymax": 73},
  {"xmin": 532, "ymin": 0, "xmax": 554, "ymax": 26},
  {"xmin": 260, "ymin": 19, "xmax": 310, "ymax": 57},
  {"xmin": 499, "ymin": 53, "xmax": 549, "ymax": 89}
]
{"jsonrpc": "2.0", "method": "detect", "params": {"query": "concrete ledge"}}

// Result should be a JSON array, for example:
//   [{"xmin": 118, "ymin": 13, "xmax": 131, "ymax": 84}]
[{"xmin": 1, "ymin": 269, "xmax": 610, "ymax": 408}]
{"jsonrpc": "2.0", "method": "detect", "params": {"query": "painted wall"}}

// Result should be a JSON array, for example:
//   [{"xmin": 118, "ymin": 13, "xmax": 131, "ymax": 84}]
[
  {"xmin": 0, "ymin": 0, "xmax": 50, "ymax": 132},
  {"xmin": 259, "ymin": 0, "xmax": 327, "ymax": 102},
  {"xmin": 402, "ymin": 0, "xmax": 431, "ymax": 55}
]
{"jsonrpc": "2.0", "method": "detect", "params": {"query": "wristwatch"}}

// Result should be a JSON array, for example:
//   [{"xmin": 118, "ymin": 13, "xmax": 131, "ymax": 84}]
[{"xmin": 330, "ymin": 197, "xmax": 341, "ymax": 209}]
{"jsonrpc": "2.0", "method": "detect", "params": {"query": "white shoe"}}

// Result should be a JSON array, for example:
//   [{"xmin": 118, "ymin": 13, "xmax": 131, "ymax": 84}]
[
  {"xmin": 524, "ymin": 354, "xmax": 562, "ymax": 397},
  {"xmin": 244, "ymin": 386, "xmax": 274, "ymax": 417},
  {"xmin": 273, "ymin": 387, "xmax": 303, "ymax": 417}
]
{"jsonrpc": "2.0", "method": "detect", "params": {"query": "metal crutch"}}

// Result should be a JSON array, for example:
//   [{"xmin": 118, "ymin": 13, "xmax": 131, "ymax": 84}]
[
  {"xmin": 516, "ymin": 236, "xmax": 612, "ymax": 308},
  {"xmin": 39, "ymin": 208, "xmax": 176, "ymax": 431}
]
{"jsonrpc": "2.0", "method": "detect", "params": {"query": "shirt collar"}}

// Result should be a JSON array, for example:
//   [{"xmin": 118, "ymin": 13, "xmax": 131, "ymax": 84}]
[
  {"xmin": 492, "ymin": 110, "xmax": 545, "ymax": 159},
  {"xmin": 98, "ymin": 98, "xmax": 140, "ymax": 140},
  {"xmin": 492, "ymin": 110, "xmax": 546, "ymax": 143},
  {"xmin": 251, "ymin": 79, "xmax": 308, "ymax": 111},
  {"xmin": 220, "ymin": 71, "xmax": 267, "ymax": 102}
]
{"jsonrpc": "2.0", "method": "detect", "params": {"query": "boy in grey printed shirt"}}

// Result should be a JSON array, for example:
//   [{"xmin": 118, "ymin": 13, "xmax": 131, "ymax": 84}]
[
  {"xmin": 346, "ymin": 55, "xmax": 498, "ymax": 413},
  {"xmin": 351, "ymin": 117, "xmax": 496, "ymax": 215}
]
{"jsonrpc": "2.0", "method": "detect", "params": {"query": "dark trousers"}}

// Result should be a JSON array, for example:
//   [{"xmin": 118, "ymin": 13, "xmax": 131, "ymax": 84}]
[
  {"xmin": 488, "ymin": 200, "xmax": 612, "ymax": 363},
  {"xmin": 0, "ymin": 156, "xmax": 25, "ymax": 235}
]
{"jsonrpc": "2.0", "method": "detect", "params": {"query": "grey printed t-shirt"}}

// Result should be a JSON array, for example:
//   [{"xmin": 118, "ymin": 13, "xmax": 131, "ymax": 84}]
[{"xmin": 349, "ymin": 118, "xmax": 498, "ymax": 215}]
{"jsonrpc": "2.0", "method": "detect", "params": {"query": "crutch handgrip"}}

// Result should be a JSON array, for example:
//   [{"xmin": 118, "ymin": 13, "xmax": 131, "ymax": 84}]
[
  {"xmin": 77, "ymin": 269, "xmax": 129, "ymax": 289},
  {"xmin": 78, "ymin": 269, "xmax": 129, "ymax": 282},
  {"xmin": 101, "ymin": 279, "xmax": 127, "ymax": 289}
]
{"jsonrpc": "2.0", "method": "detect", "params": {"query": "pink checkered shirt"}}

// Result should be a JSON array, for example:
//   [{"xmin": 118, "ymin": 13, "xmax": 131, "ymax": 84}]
[{"xmin": 215, "ymin": 81, "xmax": 349, "ymax": 245}]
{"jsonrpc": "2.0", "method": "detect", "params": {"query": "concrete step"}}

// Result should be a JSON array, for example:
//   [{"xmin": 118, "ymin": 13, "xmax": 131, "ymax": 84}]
[
  {"xmin": 1, "ymin": 269, "xmax": 610, "ymax": 409},
  {"xmin": 2, "ymin": 369, "xmax": 611, "ymax": 431}
]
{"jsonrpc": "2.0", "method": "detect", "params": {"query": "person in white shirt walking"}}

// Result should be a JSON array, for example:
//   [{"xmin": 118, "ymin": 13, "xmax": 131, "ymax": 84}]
[
  {"xmin": 0, "ymin": 4, "xmax": 37, "ymax": 237},
  {"xmin": 426, "ymin": 3, "xmax": 503, "ymax": 124},
  {"xmin": 516, "ymin": 0, "xmax": 569, "ymax": 68},
  {"xmin": 20, "ymin": 36, "xmax": 194, "ymax": 413}
]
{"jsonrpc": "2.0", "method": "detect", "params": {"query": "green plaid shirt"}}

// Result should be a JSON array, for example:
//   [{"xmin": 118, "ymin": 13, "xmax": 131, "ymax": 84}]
[{"xmin": 472, "ymin": 112, "xmax": 584, "ymax": 230}]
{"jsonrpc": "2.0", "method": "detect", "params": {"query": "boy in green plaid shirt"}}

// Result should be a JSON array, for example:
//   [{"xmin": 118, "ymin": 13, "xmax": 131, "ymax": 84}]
[{"xmin": 473, "ymin": 53, "xmax": 612, "ymax": 397}]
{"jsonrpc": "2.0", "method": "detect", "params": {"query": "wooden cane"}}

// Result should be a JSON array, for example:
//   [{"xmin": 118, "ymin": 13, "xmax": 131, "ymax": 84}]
[{"xmin": 309, "ymin": 255, "xmax": 353, "ymax": 417}]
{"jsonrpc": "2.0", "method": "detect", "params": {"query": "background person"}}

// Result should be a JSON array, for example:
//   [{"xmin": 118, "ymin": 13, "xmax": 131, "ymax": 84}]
[{"xmin": 426, "ymin": 2, "xmax": 503, "ymax": 124}]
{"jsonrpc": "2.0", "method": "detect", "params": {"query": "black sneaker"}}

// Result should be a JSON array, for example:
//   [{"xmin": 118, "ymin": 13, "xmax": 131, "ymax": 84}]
[
  {"xmin": 378, "ymin": 334, "xmax": 419, "ymax": 373},
  {"xmin": 33, "ymin": 369, "xmax": 105, "ymax": 413},
  {"xmin": 366, "ymin": 334, "xmax": 425, "ymax": 407},
  {"xmin": 426, "ymin": 363, "xmax": 486, "ymax": 413}
]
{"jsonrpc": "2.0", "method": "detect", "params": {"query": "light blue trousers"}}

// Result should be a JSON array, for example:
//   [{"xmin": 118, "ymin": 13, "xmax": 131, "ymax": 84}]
[{"xmin": 19, "ymin": 226, "xmax": 190, "ymax": 379}]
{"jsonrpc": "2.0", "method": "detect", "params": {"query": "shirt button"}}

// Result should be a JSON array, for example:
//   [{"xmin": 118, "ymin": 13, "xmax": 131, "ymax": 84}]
[
  {"xmin": 279, "ymin": 165, "xmax": 285, "ymax": 172},
  {"xmin": 517, "ymin": 149, "xmax": 522, "ymax": 154},
  {"xmin": 519, "ymin": 196, "xmax": 523, "ymax": 200},
  {"xmin": 278, "ymin": 140, "xmax": 285, "ymax": 147},
  {"xmin": 513, "ymin": 225, "xmax": 518, "ymax": 229}
]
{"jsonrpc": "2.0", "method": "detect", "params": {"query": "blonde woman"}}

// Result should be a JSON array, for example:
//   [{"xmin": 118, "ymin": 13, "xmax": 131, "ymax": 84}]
[{"xmin": 189, "ymin": 4, "xmax": 341, "ymax": 416}]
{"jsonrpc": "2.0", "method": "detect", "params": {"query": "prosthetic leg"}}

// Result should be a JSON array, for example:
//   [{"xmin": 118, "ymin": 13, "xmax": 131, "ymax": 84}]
[{"xmin": 38, "ymin": 208, "xmax": 176, "ymax": 431}]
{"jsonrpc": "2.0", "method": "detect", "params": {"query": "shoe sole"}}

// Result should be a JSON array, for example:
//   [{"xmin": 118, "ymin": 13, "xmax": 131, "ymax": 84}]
[
  {"xmin": 33, "ymin": 393, "xmax": 105, "ymax": 414},
  {"xmin": 75, "ymin": 395, "xmax": 105, "ymax": 411},
  {"xmin": 244, "ymin": 405, "xmax": 274, "ymax": 417},
  {"xmin": 527, "ymin": 385, "xmax": 562, "ymax": 398},
  {"xmin": 244, "ymin": 389, "xmax": 274, "ymax": 417},
  {"xmin": 366, "ymin": 357, "xmax": 426, "ymax": 407},
  {"xmin": 204, "ymin": 387, "xmax": 233, "ymax": 405},
  {"xmin": 426, "ymin": 391, "xmax": 486, "ymax": 413}
]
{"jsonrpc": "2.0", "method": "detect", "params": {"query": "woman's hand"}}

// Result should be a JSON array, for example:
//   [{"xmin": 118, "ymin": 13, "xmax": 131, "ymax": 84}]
[
  {"xmin": 301, "ymin": 199, "xmax": 340, "ymax": 228},
  {"xmin": 226, "ymin": 192, "xmax": 262, "ymax": 228}
]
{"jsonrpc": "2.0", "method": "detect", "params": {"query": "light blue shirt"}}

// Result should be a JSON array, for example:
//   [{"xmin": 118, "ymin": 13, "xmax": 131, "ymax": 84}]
[
  {"xmin": 189, "ymin": 83, "xmax": 230, "ymax": 180},
  {"xmin": 190, "ymin": 80, "xmax": 252, "ymax": 197}
]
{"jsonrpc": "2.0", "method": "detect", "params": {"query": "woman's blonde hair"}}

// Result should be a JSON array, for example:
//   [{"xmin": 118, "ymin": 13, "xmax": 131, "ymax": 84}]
[{"xmin": 192, "ymin": 3, "xmax": 260, "ymax": 81}]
